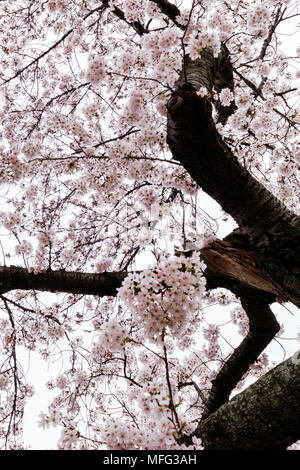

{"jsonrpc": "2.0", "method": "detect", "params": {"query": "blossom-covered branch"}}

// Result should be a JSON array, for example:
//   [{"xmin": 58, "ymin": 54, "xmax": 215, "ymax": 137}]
[{"xmin": 0, "ymin": 237, "xmax": 280, "ymax": 299}]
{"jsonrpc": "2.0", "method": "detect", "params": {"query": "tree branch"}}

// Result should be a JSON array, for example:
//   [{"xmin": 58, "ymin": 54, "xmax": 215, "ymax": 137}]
[
  {"xmin": 167, "ymin": 85, "xmax": 299, "ymax": 234},
  {"xmin": 0, "ymin": 266, "xmax": 126, "ymax": 297},
  {"xmin": 201, "ymin": 292, "xmax": 280, "ymax": 419},
  {"xmin": 0, "ymin": 238, "xmax": 281, "ymax": 298},
  {"xmin": 259, "ymin": 7, "xmax": 283, "ymax": 61},
  {"xmin": 150, "ymin": 0, "xmax": 184, "ymax": 29},
  {"xmin": 101, "ymin": 0, "xmax": 147, "ymax": 35},
  {"xmin": 201, "ymin": 239, "xmax": 280, "ymax": 299}
]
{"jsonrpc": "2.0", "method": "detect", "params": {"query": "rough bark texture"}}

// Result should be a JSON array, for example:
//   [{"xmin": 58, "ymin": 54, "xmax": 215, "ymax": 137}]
[
  {"xmin": 196, "ymin": 354, "xmax": 300, "ymax": 450},
  {"xmin": 201, "ymin": 240, "xmax": 281, "ymax": 298}
]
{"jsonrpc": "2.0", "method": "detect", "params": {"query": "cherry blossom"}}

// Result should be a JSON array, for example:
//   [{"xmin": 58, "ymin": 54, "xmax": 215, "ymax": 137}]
[
  {"xmin": 0, "ymin": 0, "xmax": 297, "ymax": 451},
  {"xmin": 219, "ymin": 88, "xmax": 234, "ymax": 107}
]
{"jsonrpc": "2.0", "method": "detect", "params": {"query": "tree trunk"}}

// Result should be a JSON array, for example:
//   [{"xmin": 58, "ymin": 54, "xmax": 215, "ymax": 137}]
[{"xmin": 195, "ymin": 353, "xmax": 300, "ymax": 450}]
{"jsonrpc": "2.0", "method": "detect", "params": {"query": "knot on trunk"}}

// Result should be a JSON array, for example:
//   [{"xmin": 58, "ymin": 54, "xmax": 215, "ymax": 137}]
[
  {"xmin": 167, "ymin": 88, "xmax": 212, "ymax": 124},
  {"xmin": 167, "ymin": 95, "xmax": 183, "ymax": 112}
]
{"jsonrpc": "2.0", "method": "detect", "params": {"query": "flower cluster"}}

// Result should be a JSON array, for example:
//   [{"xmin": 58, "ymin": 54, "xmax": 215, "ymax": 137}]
[
  {"xmin": 230, "ymin": 306, "xmax": 249, "ymax": 337},
  {"xmin": 95, "ymin": 257, "xmax": 113, "ymax": 272},
  {"xmin": 15, "ymin": 240, "xmax": 33, "ymax": 255},
  {"xmin": 125, "ymin": 90, "xmax": 145, "ymax": 122},
  {"xmin": 0, "ymin": 374, "xmax": 9, "ymax": 391},
  {"xmin": 187, "ymin": 30, "xmax": 221, "ymax": 59},
  {"xmin": 91, "ymin": 318, "xmax": 127, "ymax": 356},
  {"xmin": 86, "ymin": 54, "xmax": 106, "ymax": 85},
  {"xmin": 197, "ymin": 87, "xmax": 209, "ymax": 98},
  {"xmin": 247, "ymin": 5, "xmax": 270, "ymax": 37},
  {"xmin": 203, "ymin": 324, "xmax": 220, "ymax": 360},
  {"xmin": 102, "ymin": 418, "xmax": 143, "ymax": 450},
  {"xmin": 219, "ymin": 88, "xmax": 234, "ymax": 107},
  {"xmin": 119, "ymin": 253, "xmax": 206, "ymax": 341}
]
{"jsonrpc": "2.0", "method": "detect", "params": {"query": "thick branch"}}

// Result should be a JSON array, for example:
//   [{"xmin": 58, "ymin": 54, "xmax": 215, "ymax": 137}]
[
  {"xmin": 202, "ymin": 293, "xmax": 280, "ymax": 419},
  {"xmin": 0, "ymin": 238, "xmax": 281, "ymax": 298},
  {"xmin": 150, "ymin": 0, "xmax": 183, "ymax": 29},
  {"xmin": 102, "ymin": 0, "xmax": 146, "ymax": 35},
  {"xmin": 194, "ymin": 354, "xmax": 300, "ymax": 450},
  {"xmin": 0, "ymin": 266, "xmax": 126, "ymax": 297}
]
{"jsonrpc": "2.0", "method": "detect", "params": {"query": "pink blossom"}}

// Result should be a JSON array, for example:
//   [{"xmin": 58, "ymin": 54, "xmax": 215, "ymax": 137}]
[
  {"xmin": 219, "ymin": 88, "xmax": 234, "ymax": 106},
  {"xmin": 197, "ymin": 87, "xmax": 208, "ymax": 97}
]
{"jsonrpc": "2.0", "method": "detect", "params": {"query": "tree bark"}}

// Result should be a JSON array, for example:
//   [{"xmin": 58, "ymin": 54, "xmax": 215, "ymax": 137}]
[
  {"xmin": 194, "ymin": 353, "xmax": 300, "ymax": 450},
  {"xmin": 166, "ymin": 84, "xmax": 300, "ymax": 236}
]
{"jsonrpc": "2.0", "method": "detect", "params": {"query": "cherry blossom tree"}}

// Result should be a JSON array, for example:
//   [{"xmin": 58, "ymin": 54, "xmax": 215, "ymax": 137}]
[{"xmin": 0, "ymin": 0, "xmax": 299, "ymax": 450}]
